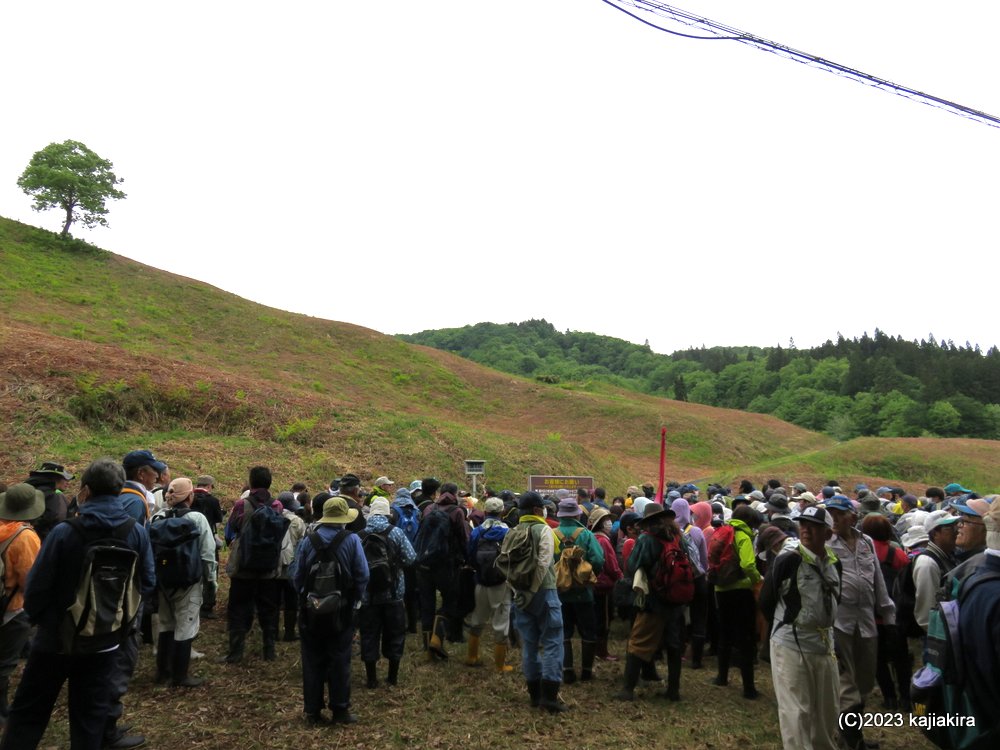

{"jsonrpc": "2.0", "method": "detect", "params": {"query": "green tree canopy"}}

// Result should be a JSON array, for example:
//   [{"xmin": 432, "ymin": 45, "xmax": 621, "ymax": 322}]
[{"xmin": 17, "ymin": 140, "xmax": 126, "ymax": 236}]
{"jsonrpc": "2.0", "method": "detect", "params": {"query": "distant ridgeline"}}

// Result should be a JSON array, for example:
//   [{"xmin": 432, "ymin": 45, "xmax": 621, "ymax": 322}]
[{"xmin": 399, "ymin": 322, "xmax": 1000, "ymax": 441}]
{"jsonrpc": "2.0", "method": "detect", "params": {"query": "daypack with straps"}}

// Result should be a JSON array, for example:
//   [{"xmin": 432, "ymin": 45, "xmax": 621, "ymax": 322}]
[
  {"xmin": 149, "ymin": 508, "xmax": 203, "ymax": 589},
  {"xmin": 301, "ymin": 529, "xmax": 351, "ymax": 631},
  {"xmin": 707, "ymin": 524, "xmax": 748, "ymax": 587},
  {"xmin": 894, "ymin": 546, "xmax": 951, "ymax": 638},
  {"xmin": 414, "ymin": 507, "xmax": 454, "ymax": 567},
  {"xmin": 392, "ymin": 502, "xmax": 420, "ymax": 543},
  {"xmin": 474, "ymin": 525, "xmax": 507, "ymax": 586},
  {"xmin": 681, "ymin": 524, "xmax": 706, "ymax": 578},
  {"xmin": 359, "ymin": 529, "xmax": 396, "ymax": 595},
  {"xmin": 239, "ymin": 496, "xmax": 290, "ymax": 573},
  {"xmin": 496, "ymin": 523, "xmax": 538, "ymax": 590},
  {"xmin": 119, "ymin": 486, "xmax": 150, "ymax": 520},
  {"xmin": 554, "ymin": 528, "xmax": 597, "ymax": 593},
  {"xmin": 911, "ymin": 570, "xmax": 1000, "ymax": 750},
  {"xmin": 59, "ymin": 517, "xmax": 141, "ymax": 654},
  {"xmin": 650, "ymin": 536, "xmax": 695, "ymax": 605},
  {"xmin": 0, "ymin": 525, "xmax": 30, "ymax": 614}
]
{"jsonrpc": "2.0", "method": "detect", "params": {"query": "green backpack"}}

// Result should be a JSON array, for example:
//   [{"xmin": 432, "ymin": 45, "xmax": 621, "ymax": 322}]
[{"xmin": 496, "ymin": 523, "xmax": 538, "ymax": 590}]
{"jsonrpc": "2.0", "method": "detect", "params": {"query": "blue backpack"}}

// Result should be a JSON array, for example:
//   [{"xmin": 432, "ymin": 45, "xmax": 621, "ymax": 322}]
[
  {"xmin": 149, "ymin": 508, "xmax": 203, "ymax": 589},
  {"xmin": 392, "ymin": 502, "xmax": 420, "ymax": 544}
]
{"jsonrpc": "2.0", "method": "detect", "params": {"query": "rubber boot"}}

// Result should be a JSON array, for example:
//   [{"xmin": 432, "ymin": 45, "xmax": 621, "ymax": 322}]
[
  {"xmin": 562, "ymin": 640, "xmax": 577, "ymax": 684},
  {"xmin": 663, "ymin": 647, "xmax": 682, "ymax": 701},
  {"xmin": 539, "ymin": 680, "xmax": 568, "ymax": 714},
  {"xmin": 387, "ymin": 660, "xmax": 400, "ymax": 686},
  {"xmin": 596, "ymin": 637, "xmax": 618, "ymax": 662},
  {"xmin": 283, "ymin": 609, "xmax": 299, "ymax": 642},
  {"xmin": 690, "ymin": 636, "xmax": 705, "ymax": 670},
  {"xmin": 155, "ymin": 632, "xmax": 174, "ymax": 684},
  {"xmin": 641, "ymin": 658, "xmax": 662, "ymax": 683},
  {"xmin": 740, "ymin": 642, "xmax": 758, "ymax": 699},
  {"xmin": 494, "ymin": 643, "xmax": 514, "ymax": 673},
  {"xmin": 262, "ymin": 633, "xmax": 277, "ymax": 662},
  {"xmin": 580, "ymin": 641, "xmax": 597, "ymax": 681},
  {"xmin": 614, "ymin": 653, "xmax": 643, "ymax": 701},
  {"xmin": 171, "ymin": 638, "xmax": 205, "ymax": 687},
  {"xmin": 423, "ymin": 632, "xmax": 434, "ymax": 662},
  {"xmin": 526, "ymin": 679, "xmax": 541, "ymax": 708},
  {"xmin": 365, "ymin": 660, "xmax": 378, "ymax": 689},
  {"xmin": 221, "ymin": 631, "xmax": 246, "ymax": 664},
  {"xmin": 0, "ymin": 683, "xmax": 9, "ymax": 728},
  {"xmin": 712, "ymin": 641, "xmax": 729, "ymax": 685},
  {"xmin": 465, "ymin": 634, "xmax": 482, "ymax": 667},
  {"xmin": 428, "ymin": 615, "xmax": 449, "ymax": 660},
  {"xmin": 446, "ymin": 616, "xmax": 465, "ymax": 644}
]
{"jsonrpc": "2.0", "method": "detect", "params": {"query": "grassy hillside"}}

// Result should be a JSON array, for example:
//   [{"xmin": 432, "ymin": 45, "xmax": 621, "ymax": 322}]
[{"xmin": 1, "ymin": 217, "xmax": 997, "ymax": 497}]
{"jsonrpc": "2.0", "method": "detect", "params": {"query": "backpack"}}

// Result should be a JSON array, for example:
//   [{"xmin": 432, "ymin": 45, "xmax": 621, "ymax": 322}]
[
  {"xmin": 681, "ymin": 524, "xmax": 706, "ymax": 578},
  {"xmin": 911, "ymin": 571, "xmax": 1000, "ymax": 750},
  {"xmin": 0, "ymin": 525, "xmax": 30, "ymax": 614},
  {"xmin": 554, "ymin": 528, "xmax": 597, "ymax": 593},
  {"xmin": 59, "ymin": 517, "xmax": 141, "ymax": 654},
  {"xmin": 894, "ymin": 546, "xmax": 950, "ymax": 638},
  {"xmin": 359, "ymin": 529, "xmax": 396, "ymax": 595},
  {"xmin": 301, "ymin": 530, "xmax": 351, "ymax": 631},
  {"xmin": 650, "ymin": 536, "xmax": 695, "ymax": 605},
  {"xmin": 149, "ymin": 508, "xmax": 203, "ymax": 589},
  {"xmin": 238, "ymin": 496, "xmax": 290, "ymax": 573},
  {"xmin": 707, "ymin": 524, "xmax": 746, "ymax": 587},
  {"xmin": 414, "ymin": 507, "xmax": 454, "ymax": 566},
  {"xmin": 392, "ymin": 502, "xmax": 420, "ymax": 543},
  {"xmin": 496, "ymin": 523, "xmax": 538, "ymax": 590},
  {"xmin": 474, "ymin": 527, "xmax": 507, "ymax": 587}
]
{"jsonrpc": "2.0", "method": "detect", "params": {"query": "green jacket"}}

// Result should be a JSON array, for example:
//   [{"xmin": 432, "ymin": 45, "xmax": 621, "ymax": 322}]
[
  {"xmin": 714, "ymin": 519, "xmax": 761, "ymax": 591},
  {"xmin": 554, "ymin": 518, "xmax": 605, "ymax": 603}
]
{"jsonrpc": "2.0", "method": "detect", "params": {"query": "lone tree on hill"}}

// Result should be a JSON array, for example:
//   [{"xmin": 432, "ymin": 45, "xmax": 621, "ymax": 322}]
[{"xmin": 17, "ymin": 140, "xmax": 126, "ymax": 237}]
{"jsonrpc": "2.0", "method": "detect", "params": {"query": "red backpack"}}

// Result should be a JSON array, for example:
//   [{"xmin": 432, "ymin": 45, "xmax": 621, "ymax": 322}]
[
  {"xmin": 650, "ymin": 537, "xmax": 695, "ymax": 605},
  {"xmin": 707, "ymin": 524, "xmax": 746, "ymax": 587}
]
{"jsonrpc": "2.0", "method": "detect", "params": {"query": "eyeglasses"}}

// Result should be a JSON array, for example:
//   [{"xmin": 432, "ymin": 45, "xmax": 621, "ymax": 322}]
[{"xmin": 957, "ymin": 518, "xmax": 984, "ymax": 527}]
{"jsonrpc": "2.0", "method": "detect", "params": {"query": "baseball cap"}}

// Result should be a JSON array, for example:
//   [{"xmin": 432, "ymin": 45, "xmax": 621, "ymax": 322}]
[
  {"xmin": 823, "ymin": 495, "xmax": 855, "ymax": 513},
  {"xmin": 798, "ymin": 505, "xmax": 834, "ymax": 529},
  {"xmin": 924, "ymin": 510, "xmax": 960, "ymax": 534},
  {"xmin": 122, "ymin": 450, "xmax": 167, "ymax": 474}
]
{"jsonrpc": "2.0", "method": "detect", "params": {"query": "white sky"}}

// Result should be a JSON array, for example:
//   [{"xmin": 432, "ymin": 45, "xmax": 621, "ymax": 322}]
[{"xmin": 2, "ymin": 1, "xmax": 998, "ymax": 354}]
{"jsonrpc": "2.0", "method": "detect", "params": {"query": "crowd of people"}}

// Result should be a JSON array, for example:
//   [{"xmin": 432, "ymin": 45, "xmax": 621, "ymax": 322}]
[{"xmin": 0, "ymin": 453, "xmax": 997, "ymax": 749}]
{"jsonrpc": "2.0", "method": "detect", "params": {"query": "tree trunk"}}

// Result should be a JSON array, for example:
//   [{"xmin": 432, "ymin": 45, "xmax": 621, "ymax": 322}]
[{"xmin": 61, "ymin": 204, "xmax": 73, "ymax": 236}]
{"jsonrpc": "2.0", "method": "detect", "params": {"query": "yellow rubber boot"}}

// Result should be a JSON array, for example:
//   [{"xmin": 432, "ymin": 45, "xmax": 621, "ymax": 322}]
[
  {"xmin": 465, "ymin": 634, "xmax": 482, "ymax": 667},
  {"xmin": 494, "ymin": 643, "xmax": 514, "ymax": 673}
]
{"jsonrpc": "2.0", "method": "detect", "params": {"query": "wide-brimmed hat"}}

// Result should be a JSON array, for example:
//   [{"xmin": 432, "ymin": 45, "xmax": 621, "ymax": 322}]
[
  {"xmin": 318, "ymin": 497, "xmax": 358, "ymax": 525},
  {"xmin": 636, "ymin": 503, "xmax": 675, "ymax": 528},
  {"xmin": 29, "ymin": 461, "xmax": 74, "ymax": 481},
  {"xmin": 901, "ymin": 525, "xmax": 929, "ymax": 549},
  {"xmin": 369, "ymin": 498, "xmax": 391, "ymax": 516},
  {"xmin": 588, "ymin": 507, "xmax": 611, "ymax": 531},
  {"xmin": 484, "ymin": 497, "xmax": 504, "ymax": 514},
  {"xmin": 556, "ymin": 498, "xmax": 582, "ymax": 518},
  {"xmin": 0, "ymin": 483, "xmax": 46, "ymax": 521},
  {"xmin": 766, "ymin": 494, "xmax": 790, "ymax": 515}
]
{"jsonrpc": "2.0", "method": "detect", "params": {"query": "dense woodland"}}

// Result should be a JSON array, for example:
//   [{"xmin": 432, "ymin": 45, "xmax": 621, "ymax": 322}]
[{"xmin": 400, "ymin": 321, "xmax": 1000, "ymax": 440}]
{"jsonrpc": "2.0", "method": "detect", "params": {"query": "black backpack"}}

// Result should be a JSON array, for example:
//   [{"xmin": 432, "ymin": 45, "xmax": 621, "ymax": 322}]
[
  {"xmin": 359, "ymin": 529, "xmax": 396, "ymax": 595},
  {"xmin": 301, "ymin": 530, "xmax": 351, "ymax": 631},
  {"xmin": 239, "ymin": 496, "xmax": 290, "ymax": 573},
  {"xmin": 149, "ymin": 508, "xmax": 203, "ymax": 589},
  {"xmin": 59, "ymin": 518, "xmax": 141, "ymax": 654},
  {"xmin": 414, "ymin": 508, "xmax": 454, "ymax": 566},
  {"xmin": 475, "ymin": 533, "xmax": 506, "ymax": 586}
]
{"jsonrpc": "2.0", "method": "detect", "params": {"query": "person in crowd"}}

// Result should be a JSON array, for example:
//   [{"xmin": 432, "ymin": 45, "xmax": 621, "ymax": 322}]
[
  {"xmin": 588, "ymin": 507, "xmax": 622, "ymax": 662},
  {"xmin": 464, "ymin": 497, "xmax": 513, "ymax": 672},
  {"xmin": 944, "ymin": 498, "xmax": 991, "ymax": 587},
  {"xmin": 418, "ymin": 480, "xmax": 468, "ymax": 658},
  {"xmin": 150, "ymin": 477, "xmax": 216, "ymax": 688},
  {"xmin": 760, "ymin": 505, "xmax": 842, "ymax": 750},
  {"xmin": 192, "ymin": 475, "xmax": 224, "ymax": 618},
  {"xmin": 825, "ymin": 495, "xmax": 896, "ymax": 750},
  {"xmin": 279, "ymin": 496, "xmax": 307, "ymax": 642},
  {"xmin": 21, "ymin": 462, "xmax": 73, "ymax": 541},
  {"xmin": 389, "ymin": 485, "xmax": 421, "ymax": 633},
  {"xmin": 290, "ymin": 497, "xmax": 369, "ymax": 725},
  {"xmin": 367, "ymin": 476, "xmax": 394, "ymax": 505},
  {"xmin": 2, "ymin": 459, "xmax": 154, "ymax": 750},
  {"xmin": 912, "ymin": 510, "xmax": 959, "ymax": 633},
  {"xmin": 358, "ymin": 498, "xmax": 415, "ymax": 688},
  {"xmin": 673, "ymin": 497, "xmax": 709, "ymax": 669},
  {"xmin": 0, "ymin": 485, "xmax": 43, "ymax": 729}
]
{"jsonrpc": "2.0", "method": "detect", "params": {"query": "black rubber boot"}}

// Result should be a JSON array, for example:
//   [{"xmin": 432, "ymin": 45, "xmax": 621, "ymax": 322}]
[
  {"xmin": 739, "ymin": 641, "xmax": 758, "ymax": 698},
  {"xmin": 539, "ymin": 680, "xmax": 568, "ymax": 713},
  {"xmin": 614, "ymin": 653, "xmax": 643, "ymax": 701},
  {"xmin": 155, "ymin": 632, "xmax": 174, "ymax": 684},
  {"xmin": 664, "ymin": 647, "xmax": 682, "ymax": 701},
  {"xmin": 221, "ymin": 631, "xmax": 246, "ymax": 664},
  {"xmin": 580, "ymin": 641, "xmax": 597, "ymax": 681},
  {"xmin": 641, "ymin": 658, "xmax": 662, "ymax": 683},
  {"xmin": 526, "ymin": 680, "xmax": 541, "ymax": 708},
  {"xmin": 262, "ymin": 632, "xmax": 277, "ymax": 661},
  {"xmin": 690, "ymin": 636, "xmax": 705, "ymax": 670},
  {"xmin": 428, "ymin": 615, "xmax": 449, "ymax": 660},
  {"xmin": 283, "ymin": 609, "xmax": 299, "ymax": 642},
  {"xmin": 171, "ymin": 638, "xmax": 205, "ymax": 687},
  {"xmin": 365, "ymin": 661, "xmax": 378, "ymax": 689},
  {"xmin": 562, "ymin": 640, "xmax": 577, "ymax": 684},
  {"xmin": 387, "ymin": 660, "xmax": 400, "ymax": 686}
]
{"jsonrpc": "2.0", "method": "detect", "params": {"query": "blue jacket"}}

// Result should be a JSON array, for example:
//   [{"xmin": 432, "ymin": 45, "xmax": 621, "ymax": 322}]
[
  {"xmin": 24, "ymin": 494, "xmax": 156, "ymax": 652},
  {"xmin": 360, "ymin": 514, "xmax": 416, "ymax": 604},
  {"xmin": 958, "ymin": 552, "xmax": 1000, "ymax": 731},
  {"xmin": 468, "ymin": 518, "xmax": 509, "ymax": 585},
  {"xmin": 290, "ymin": 524, "xmax": 369, "ymax": 604}
]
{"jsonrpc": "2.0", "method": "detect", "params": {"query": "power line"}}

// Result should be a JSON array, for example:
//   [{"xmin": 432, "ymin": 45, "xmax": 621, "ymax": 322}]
[{"xmin": 601, "ymin": 0, "xmax": 1000, "ymax": 129}]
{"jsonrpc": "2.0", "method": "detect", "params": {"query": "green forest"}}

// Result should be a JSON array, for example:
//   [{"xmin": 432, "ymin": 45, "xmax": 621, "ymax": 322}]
[{"xmin": 399, "ymin": 321, "xmax": 1000, "ymax": 440}]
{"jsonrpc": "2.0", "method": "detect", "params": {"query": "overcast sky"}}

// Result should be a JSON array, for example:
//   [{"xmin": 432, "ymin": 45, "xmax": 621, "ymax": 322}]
[{"xmin": 3, "ymin": 1, "xmax": 998, "ymax": 354}]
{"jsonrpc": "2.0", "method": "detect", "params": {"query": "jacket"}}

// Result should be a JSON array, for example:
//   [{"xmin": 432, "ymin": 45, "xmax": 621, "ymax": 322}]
[
  {"xmin": 150, "ymin": 506, "xmax": 218, "ymax": 586},
  {"xmin": 554, "ymin": 518, "xmax": 604, "ymax": 603},
  {"xmin": 625, "ymin": 529, "xmax": 683, "ymax": 613},
  {"xmin": 23, "ymin": 475, "xmax": 67, "ymax": 540},
  {"xmin": 760, "ymin": 543, "xmax": 841, "ymax": 654},
  {"xmin": 360, "ymin": 514, "xmax": 415, "ymax": 604},
  {"xmin": 829, "ymin": 530, "xmax": 896, "ymax": 637},
  {"xmin": 225, "ymin": 488, "xmax": 284, "ymax": 543},
  {"xmin": 714, "ymin": 519, "xmax": 761, "ymax": 591},
  {"xmin": 290, "ymin": 524, "xmax": 369, "ymax": 605},
  {"xmin": 593, "ymin": 532, "xmax": 623, "ymax": 593},
  {"xmin": 912, "ymin": 541, "xmax": 956, "ymax": 631},
  {"xmin": 24, "ymin": 494, "xmax": 156, "ymax": 652},
  {"xmin": 957, "ymin": 552, "xmax": 1000, "ymax": 734},
  {"xmin": 0, "ymin": 520, "xmax": 41, "ymax": 619},
  {"xmin": 512, "ymin": 515, "xmax": 559, "ymax": 609},
  {"xmin": 422, "ymin": 493, "xmax": 470, "ymax": 563}
]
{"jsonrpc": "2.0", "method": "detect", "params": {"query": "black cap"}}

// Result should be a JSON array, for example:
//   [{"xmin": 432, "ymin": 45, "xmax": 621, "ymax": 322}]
[{"xmin": 518, "ymin": 491, "xmax": 543, "ymax": 511}]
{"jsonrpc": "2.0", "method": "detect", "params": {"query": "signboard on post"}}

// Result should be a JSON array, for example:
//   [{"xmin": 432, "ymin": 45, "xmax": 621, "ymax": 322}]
[{"xmin": 527, "ymin": 475, "xmax": 595, "ymax": 495}]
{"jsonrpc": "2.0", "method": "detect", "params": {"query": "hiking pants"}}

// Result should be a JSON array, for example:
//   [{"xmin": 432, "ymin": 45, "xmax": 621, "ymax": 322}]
[
  {"xmin": 467, "ymin": 583, "xmax": 511, "ymax": 642},
  {"xmin": 715, "ymin": 588, "xmax": 757, "ymax": 686},
  {"xmin": 0, "ymin": 612, "xmax": 30, "ymax": 691},
  {"xmin": 771, "ymin": 640, "xmax": 840, "ymax": 750},
  {"xmin": 834, "ymin": 627, "xmax": 878, "ymax": 711},
  {"xmin": 1, "ymin": 647, "xmax": 115, "ymax": 750},
  {"xmin": 560, "ymin": 599, "xmax": 597, "ymax": 642},
  {"xmin": 157, "ymin": 583, "xmax": 202, "ymax": 642},
  {"xmin": 594, "ymin": 590, "xmax": 612, "ymax": 641},
  {"xmin": 227, "ymin": 577, "xmax": 280, "ymax": 639},
  {"xmin": 105, "ymin": 622, "xmax": 139, "ymax": 730},
  {"xmin": 358, "ymin": 600, "xmax": 407, "ymax": 663},
  {"xmin": 416, "ymin": 563, "xmax": 459, "ymax": 632},
  {"xmin": 513, "ymin": 588, "xmax": 564, "ymax": 683},
  {"xmin": 627, "ymin": 605, "xmax": 684, "ymax": 662},
  {"xmin": 300, "ymin": 621, "xmax": 354, "ymax": 714}
]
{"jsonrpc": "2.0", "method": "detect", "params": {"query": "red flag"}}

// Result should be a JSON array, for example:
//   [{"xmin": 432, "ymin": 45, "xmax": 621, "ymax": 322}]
[{"xmin": 656, "ymin": 427, "xmax": 666, "ymax": 503}]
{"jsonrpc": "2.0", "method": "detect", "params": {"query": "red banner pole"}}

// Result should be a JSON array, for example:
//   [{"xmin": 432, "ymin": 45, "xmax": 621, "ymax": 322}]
[{"xmin": 656, "ymin": 427, "xmax": 666, "ymax": 503}]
